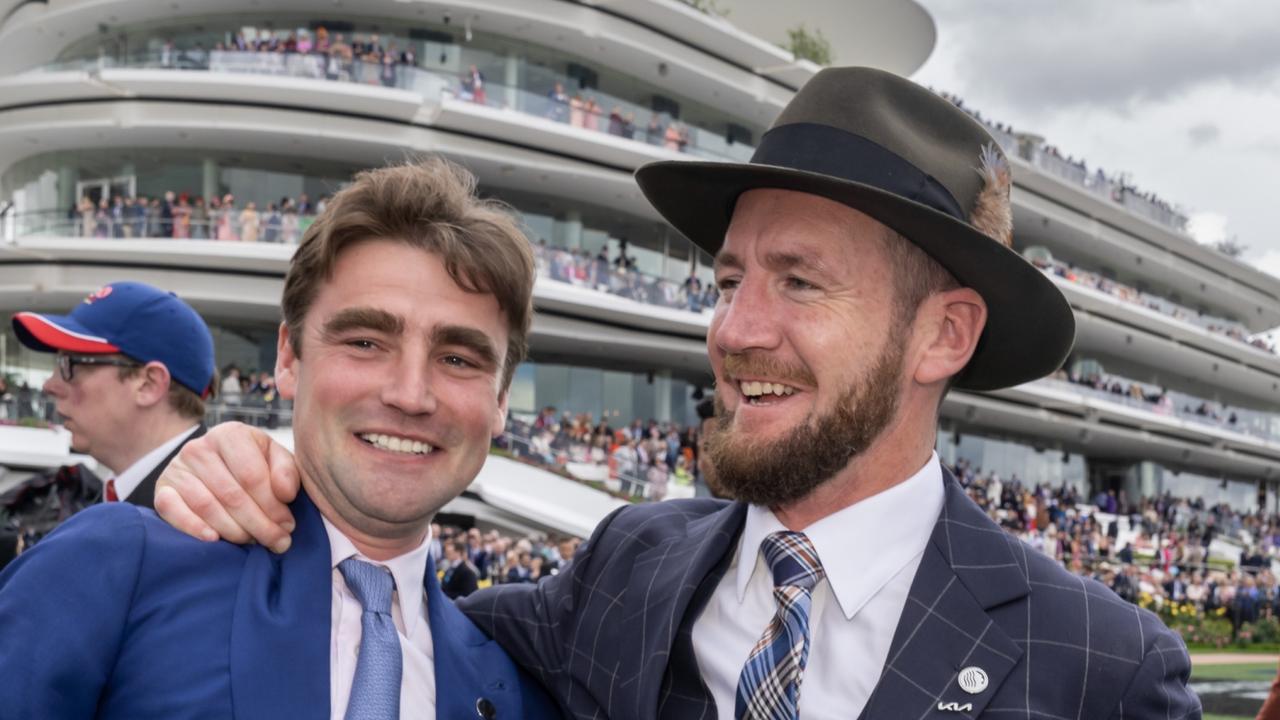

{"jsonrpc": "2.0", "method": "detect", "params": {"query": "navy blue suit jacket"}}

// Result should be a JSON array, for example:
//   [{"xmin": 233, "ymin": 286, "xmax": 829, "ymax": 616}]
[
  {"xmin": 0, "ymin": 491, "xmax": 558, "ymax": 719},
  {"xmin": 461, "ymin": 470, "xmax": 1201, "ymax": 719}
]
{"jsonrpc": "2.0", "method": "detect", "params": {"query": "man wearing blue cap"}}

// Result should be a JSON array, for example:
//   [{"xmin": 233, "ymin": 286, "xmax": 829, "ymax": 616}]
[{"xmin": 0, "ymin": 282, "xmax": 214, "ymax": 566}]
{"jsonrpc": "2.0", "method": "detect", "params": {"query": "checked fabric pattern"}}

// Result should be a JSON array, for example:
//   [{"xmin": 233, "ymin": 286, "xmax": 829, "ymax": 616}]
[
  {"xmin": 337, "ymin": 558, "xmax": 402, "ymax": 720},
  {"xmin": 735, "ymin": 530, "xmax": 825, "ymax": 720}
]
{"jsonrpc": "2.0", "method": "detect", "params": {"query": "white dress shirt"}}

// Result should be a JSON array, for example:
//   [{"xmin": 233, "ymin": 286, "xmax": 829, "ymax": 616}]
[
  {"xmin": 692, "ymin": 453, "xmax": 945, "ymax": 719},
  {"xmin": 323, "ymin": 518, "xmax": 436, "ymax": 719},
  {"xmin": 104, "ymin": 424, "xmax": 200, "ymax": 502}
]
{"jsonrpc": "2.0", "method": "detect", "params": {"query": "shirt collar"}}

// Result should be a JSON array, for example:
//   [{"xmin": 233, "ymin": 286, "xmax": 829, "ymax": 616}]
[
  {"xmin": 108, "ymin": 424, "xmax": 201, "ymax": 502},
  {"xmin": 322, "ymin": 516, "xmax": 434, "ymax": 637},
  {"xmin": 735, "ymin": 452, "xmax": 945, "ymax": 620}
]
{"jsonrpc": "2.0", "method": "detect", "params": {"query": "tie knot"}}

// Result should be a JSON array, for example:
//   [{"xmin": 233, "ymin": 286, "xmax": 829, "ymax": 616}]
[
  {"xmin": 760, "ymin": 531, "xmax": 824, "ymax": 591},
  {"xmin": 338, "ymin": 557, "xmax": 396, "ymax": 615}
]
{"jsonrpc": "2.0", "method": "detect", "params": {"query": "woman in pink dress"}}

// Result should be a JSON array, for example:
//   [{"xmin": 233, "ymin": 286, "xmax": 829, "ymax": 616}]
[
  {"xmin": 216, "ymin": 194, "xmax": 238, "ymax": 241},
  {"xmin": 172, "ymin": 194, "xmax": 191, "ymax": 239}
]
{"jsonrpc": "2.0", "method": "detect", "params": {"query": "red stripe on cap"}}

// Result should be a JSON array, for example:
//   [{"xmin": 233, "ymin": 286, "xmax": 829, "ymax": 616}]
[{"xmin": 14, "ymin": 312, "xmax": 120, "ymax": 353}]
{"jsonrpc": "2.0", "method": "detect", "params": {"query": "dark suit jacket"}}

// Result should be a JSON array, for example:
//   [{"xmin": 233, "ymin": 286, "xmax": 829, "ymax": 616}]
[
  {"xmin": 0, "ymin": 489, "xmax": 559, "ymax": 719},
  {"xmin": 124, "ymin": 423, "xmax": 207, "ymax": 509},
  {"xmin": 443, "ymin": 559, "xmax": 480, "ymax": 599},
  {"xmin": 461, "ymin": 469, "xmax": 1200, "ymax": 719}
]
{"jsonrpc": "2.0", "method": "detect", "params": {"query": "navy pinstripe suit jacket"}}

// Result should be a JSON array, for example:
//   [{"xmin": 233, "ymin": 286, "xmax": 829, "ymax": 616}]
[{"xmin": 460, "ymin": 470, "xmax": 1201, "ymax": 719}]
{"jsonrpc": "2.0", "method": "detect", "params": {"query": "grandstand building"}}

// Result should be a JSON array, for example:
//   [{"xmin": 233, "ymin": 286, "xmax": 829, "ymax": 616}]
[{"xmin": 0, "ymin": 0, "xmax": 1277, "ymax": 522}]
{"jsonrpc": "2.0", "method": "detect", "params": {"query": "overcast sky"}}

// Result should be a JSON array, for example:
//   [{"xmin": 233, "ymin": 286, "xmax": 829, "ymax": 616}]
[{"xmin": 909, "ymin": 0, "xmax": 1280, "ymax": 276}]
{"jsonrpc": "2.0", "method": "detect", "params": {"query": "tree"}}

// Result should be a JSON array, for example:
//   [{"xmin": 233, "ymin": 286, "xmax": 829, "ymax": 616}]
[
  {"xmin": 785, "ymin": 24, "xmax": 832, "ymax": 66},
  {"xmin": 1215, "ymin": 235, "xmax": 1248, "ymax": 259}
]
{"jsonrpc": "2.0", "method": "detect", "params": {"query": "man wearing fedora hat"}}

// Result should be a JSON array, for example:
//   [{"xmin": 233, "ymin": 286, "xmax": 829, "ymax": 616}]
[{"xmin": 152, "ymin": 67, "xmax": 1198, "ymax": 718}]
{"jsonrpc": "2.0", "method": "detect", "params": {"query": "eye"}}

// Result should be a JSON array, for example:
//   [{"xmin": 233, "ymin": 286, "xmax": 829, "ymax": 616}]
[
  {"xmin": 442, "ymin": 354, "xmax": 478, "ymax": 369},
  {"xmin": 346, "ymin": 338, "xmax": 379, "ymax": 351},
  {"xmin": 716, "ymin": 275, "xmax": 740, "ymax": 292},
  {"xmin": 785, "ymin": 275, "xmax": 818, "ymax": 291}
]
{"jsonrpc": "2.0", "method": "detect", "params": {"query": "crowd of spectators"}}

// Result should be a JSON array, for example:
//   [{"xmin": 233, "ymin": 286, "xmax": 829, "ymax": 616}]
[
  {"xmin": 69, "ymin": 191, "xmax": 324, "ymax": 242},
  {"xmin": 496, "ymin": 408, "xmax": 704, "ymax": 502},
  {"xmin": 432, "ymin": 522, "xmax": 582, "ymax": 599},
  {"xmin": 953, "ymin": 457, "xmax": 1280, "ymax": 636},
  {"xmin": 936, "ymin": 90, "xmax": 1190, "ymax": 234},
  {"xmin": 536, "ymin": 81, "xmax": 694, "ymax": 152},
  {"xmin": 1030, "ymin": 253, "xmax": 1276, "ymax": 355},
  {"xmin": 532, "ymin": 239, "xmax": 718, "ymax": 313}
]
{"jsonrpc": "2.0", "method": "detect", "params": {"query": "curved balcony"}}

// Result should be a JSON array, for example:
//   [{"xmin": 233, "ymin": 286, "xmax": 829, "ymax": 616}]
[{"xmin": 28, "ymin": 50, "xmax": 755, "ymax": 163}]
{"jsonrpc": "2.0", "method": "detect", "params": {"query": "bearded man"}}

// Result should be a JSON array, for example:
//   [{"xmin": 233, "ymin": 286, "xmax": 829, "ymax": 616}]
[{"xmin": 154, "ymin": 67, "xmax": 1198, "ymax": 719}]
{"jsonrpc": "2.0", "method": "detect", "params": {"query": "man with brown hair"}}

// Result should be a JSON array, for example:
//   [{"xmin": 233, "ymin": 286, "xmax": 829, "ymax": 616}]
[
  {"xmin": 0, "ymin": 159, "xmax": 557, "ymax": 719},
  {"xmin": 0, "ymin": 282, "xmax": 213, "ymax": 568},
  {"xmin": 157, "ymin": 69, "xmax": 1197, "ymax": 718}
]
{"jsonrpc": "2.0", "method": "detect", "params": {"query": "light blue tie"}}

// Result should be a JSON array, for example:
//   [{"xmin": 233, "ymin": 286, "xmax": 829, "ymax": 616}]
[{"xmin": 338, "ymin": 557, "xmax": 402, "ymax": 720}]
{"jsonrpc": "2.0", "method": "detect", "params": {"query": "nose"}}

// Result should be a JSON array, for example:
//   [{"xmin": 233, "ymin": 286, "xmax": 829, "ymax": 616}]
[
  {"xmin": 42, "ymin": 373, "xmax": 68, "ymax": 399},
  {"xmin": 379, "ymin": 347, "xmax": 439, "ymax": 416},
  {"xmin": 711, "ymin": 274, "xmax": 782, "ymax": 356}
]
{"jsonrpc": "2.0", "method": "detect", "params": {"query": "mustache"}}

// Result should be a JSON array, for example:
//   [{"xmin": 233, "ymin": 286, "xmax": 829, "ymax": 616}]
[{"xmin": 721, "ymin": 352, "xmax": 817, "ymax": 388}]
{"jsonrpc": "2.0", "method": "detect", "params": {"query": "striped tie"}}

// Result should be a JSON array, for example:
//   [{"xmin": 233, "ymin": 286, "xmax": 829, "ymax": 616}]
[{"xmin": 735, "ymin": 531, "xmax": 825, "ymax": 720}]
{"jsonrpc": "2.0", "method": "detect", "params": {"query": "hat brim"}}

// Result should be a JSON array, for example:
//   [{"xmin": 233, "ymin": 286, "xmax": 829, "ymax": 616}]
[
  {"xmin": 12, "ymin": 312, "xmax": 121, "ymax": 354},
  {"xmin": 635, "ymin": 160, "xmax": 1075, "ymax": 391}
]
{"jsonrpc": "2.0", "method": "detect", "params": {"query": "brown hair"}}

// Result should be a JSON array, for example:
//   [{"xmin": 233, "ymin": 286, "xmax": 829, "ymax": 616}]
[
  {"xmin": 117, "ymin": 365, "xmax": 207, "ymax": 420},
  {"xmin": 876, "ymin": 227, "xmax": 960, "ymax": 329},
  {"xmin": 281, "ymin": 158, "xmax": 534, "ymax": 390}
]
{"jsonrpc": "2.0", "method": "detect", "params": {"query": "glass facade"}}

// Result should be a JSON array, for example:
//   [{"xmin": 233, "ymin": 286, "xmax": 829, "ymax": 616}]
[
  {"xmin": 936, "ymin": 426, "xmax": 1089, "ymax": 495},
  {"xmin": 508, "ymin": 361, "xmax": 701, "ymax": 428}
]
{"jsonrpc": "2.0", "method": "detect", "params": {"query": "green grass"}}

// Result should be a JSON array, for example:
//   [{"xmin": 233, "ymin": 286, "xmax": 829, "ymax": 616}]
[{"xmin": 1192, "ymin": 661, "xmax": 1272, "ymax": 719}]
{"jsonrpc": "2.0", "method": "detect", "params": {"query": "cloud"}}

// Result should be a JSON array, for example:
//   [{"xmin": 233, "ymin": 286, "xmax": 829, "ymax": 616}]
[
  {"xmin": 1187, "ymin": 122, "xmax": 1220, "ymax": 147},
  {"xmin": 1187, "ymin": 212, "xmax": 1228, "ymax": 246},
  {"xmin": 1251, "ymin": 249, "xmax": 1280, "ymax": 280},
  {"xmin": 916, "ymin": 0, "xmax": 1280, "ymax": 113}
]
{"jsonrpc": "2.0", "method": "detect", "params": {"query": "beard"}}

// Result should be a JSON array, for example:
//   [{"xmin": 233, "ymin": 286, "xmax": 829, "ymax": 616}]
[{"xmin": 704, "ymin": 335, "xmax": 905, "ymax": 507}]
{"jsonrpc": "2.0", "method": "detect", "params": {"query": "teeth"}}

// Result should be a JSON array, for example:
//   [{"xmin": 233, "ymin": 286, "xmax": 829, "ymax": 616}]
[
  {"xmin": 360, "ymin": 433, "xmax": 434, "ymax": 455},
  {"xmin": 739, "ymin": 381, "xmax": 797, "ymax": 398}
]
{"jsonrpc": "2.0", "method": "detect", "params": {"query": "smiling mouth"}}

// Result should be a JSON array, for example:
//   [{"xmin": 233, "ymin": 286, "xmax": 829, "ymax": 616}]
[
  {"xmin": 356, "ymin": 432, "xmax": 435, "ymax": 456},
  {"xmin": 738, "ymin": 380, "xmax": 799, "ymax": 405}
]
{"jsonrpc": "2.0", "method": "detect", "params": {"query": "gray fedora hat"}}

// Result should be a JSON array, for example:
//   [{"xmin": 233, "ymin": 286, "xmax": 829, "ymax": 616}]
[{"xmin": 635, "ymin": 66, "xmax": 1074, "ymax": 391}]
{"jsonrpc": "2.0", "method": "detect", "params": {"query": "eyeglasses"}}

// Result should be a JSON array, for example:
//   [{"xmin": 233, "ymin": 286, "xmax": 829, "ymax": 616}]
[{"xmin": 56, "ymin": 354, "xmax": 142, "ymax": 382}]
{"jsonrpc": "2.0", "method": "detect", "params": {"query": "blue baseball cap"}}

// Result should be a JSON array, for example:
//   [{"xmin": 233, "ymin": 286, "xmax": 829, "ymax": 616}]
[{"xmin": 12, "ymin": 282, "xmax": 216, "ymax": 397}]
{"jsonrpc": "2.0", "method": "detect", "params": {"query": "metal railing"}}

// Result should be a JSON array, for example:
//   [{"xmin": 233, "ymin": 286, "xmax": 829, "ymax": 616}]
[
  {"xmin": 9, "ymin": 208, "xmax": 315, "ymax": 243},
  {"xmin": 34, "ymin": 50, "xmax": 756, "ymax": 163}
]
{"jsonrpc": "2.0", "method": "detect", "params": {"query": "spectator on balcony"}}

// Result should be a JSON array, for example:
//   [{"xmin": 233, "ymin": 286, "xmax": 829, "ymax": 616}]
[
  {"xmin": 683, "ymin": 271, "xmax": 703, "ymax": 312},
  {"xmin": 185, "ymin": 196, "xmax": 205, "ymax": 240},
  {"xmin": 379, "ymin": 46, "xmax": 398, "ymax": 87},
  {"xmin": 607, "ymin": 106, "xmax": 625, "ymax": 136},
  {"xmin": 159, "ymin": 191, "xmax": 175, "ymax": 237},
  {"xmin": 461, "ymin": 64, "xmax": 486, "ymax": 105},
  {"xmin": 262, "ymin": 202, "xmax": 281, "ymax": 242},
  {"xmin": 110, "ymin": 196, "xmax": 126, "ymax": 239},
  {"xmin": 547, "ymin": 82, "xmax": 569, "ymax": 122},
  {"xmin": 582, "ymin": 97, "xmax": 601, "ymax": 132},
  {"xmin": 142, "ymin": 197, "xmax": 160, "ymax": 239},
  {"xmin": 219, "ymin": 364, "xmax": 242, "ymax": 404},
  {"xmin": 645, "ymin": 114, "xmax": 664, "ymax": 145},
  {"xmin": 568, "ymin": 94, "xmax": 585, "ymax": 127},
  {"xmin": 173, "ymin": 194, "xmax": 191, "ymax": 239},
  {"xmin": 216, "ymin": 194, "xmax": 237, "ymax": 241},
  {"xmin": 239, "ymin": 201, "xmax": 260, "ymax": 242},
  {"xmin": 281, "ymin": 200, "xmax": 300, "ymax": 243},
  {"xmin": 93, "ymin": 199, "xmax": 110, "ymax": 238}
]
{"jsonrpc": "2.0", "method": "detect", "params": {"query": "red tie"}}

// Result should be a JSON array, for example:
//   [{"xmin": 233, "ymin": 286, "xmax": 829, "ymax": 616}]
[{"xmin": 105, "ymin": 479, "xmax": 119, "ymax": 503}]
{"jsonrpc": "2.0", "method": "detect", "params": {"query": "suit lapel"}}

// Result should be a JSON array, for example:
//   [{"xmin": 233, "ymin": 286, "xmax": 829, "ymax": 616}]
[
  {"xmin": 624, "ymin": 501, "xmax": 747, "ymax": 719},
  {"xmin": 125, "ymin": 424, "xmax": 207, "ymax": 509},
  {"xmin": 858, "ymin": 471, "xmax": 1026, "ymax": 719},
  {"xmin": 424, "ymin": 550, "xmax": 529, "ymax": 719},
  {"xmin": 230, "ymin": 490, "xmax": 331, "ymax": 720}
]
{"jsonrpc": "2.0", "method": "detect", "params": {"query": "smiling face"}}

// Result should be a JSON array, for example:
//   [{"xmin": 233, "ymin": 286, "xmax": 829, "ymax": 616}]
[
  {"xmin": 705, "ymin": 189, "xmax": 912, "ymax": 506},
  {"xmin": 276, "ymin": 239, "xmax": 509, "ymax": 547}
]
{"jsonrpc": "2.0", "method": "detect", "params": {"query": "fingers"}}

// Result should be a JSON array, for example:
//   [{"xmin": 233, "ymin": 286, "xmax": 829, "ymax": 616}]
[
  {"xmin": 196, "ymin": 423, "xmax": 293, "ymax": 553},
  {"xmin": 155, "ymin": 456, "xmax": 252, "ymax": 545}
]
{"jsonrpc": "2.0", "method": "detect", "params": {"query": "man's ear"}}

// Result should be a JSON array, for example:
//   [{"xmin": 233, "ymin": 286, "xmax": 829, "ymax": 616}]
[
  {"xmin": 913, "ymin": 287, "xmax": 987, "ymax": 386},
  {"xmin": 492, "ymin": 387, "xmax": 510, "ymax": 438},
  {"xmin": 134, "ymin": 362, "xmax": 173, "ymax": 409},
  {"xmin": 275, "ymin": 322, "xmax": 298, "ymax": 401}
]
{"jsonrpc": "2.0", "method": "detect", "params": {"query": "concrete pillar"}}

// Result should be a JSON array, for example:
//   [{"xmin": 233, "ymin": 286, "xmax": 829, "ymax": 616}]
[
  {"xmin": 557, "ymin": 209, "xmax": 583, "ymax": 250},
  {"xmin": 57, "ymin": 164, "xmax": 78, "ymax": 214},
  {"xmin": 202, "ymin": 157, "xmax": 219, "ymax": 202},
  {"xmin": 503, "ymin": 51, "xmax": 519, "ymax": 110},
  {"xmin": 654, "ymin": 369, "xmax": 672, "ymax": 422}
]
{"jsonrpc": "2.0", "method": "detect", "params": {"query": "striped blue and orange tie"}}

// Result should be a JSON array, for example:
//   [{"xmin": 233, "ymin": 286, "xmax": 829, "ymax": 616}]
[{"xmin": 735, "ymin": 530, "xmax": 825, "ymax": 720}]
